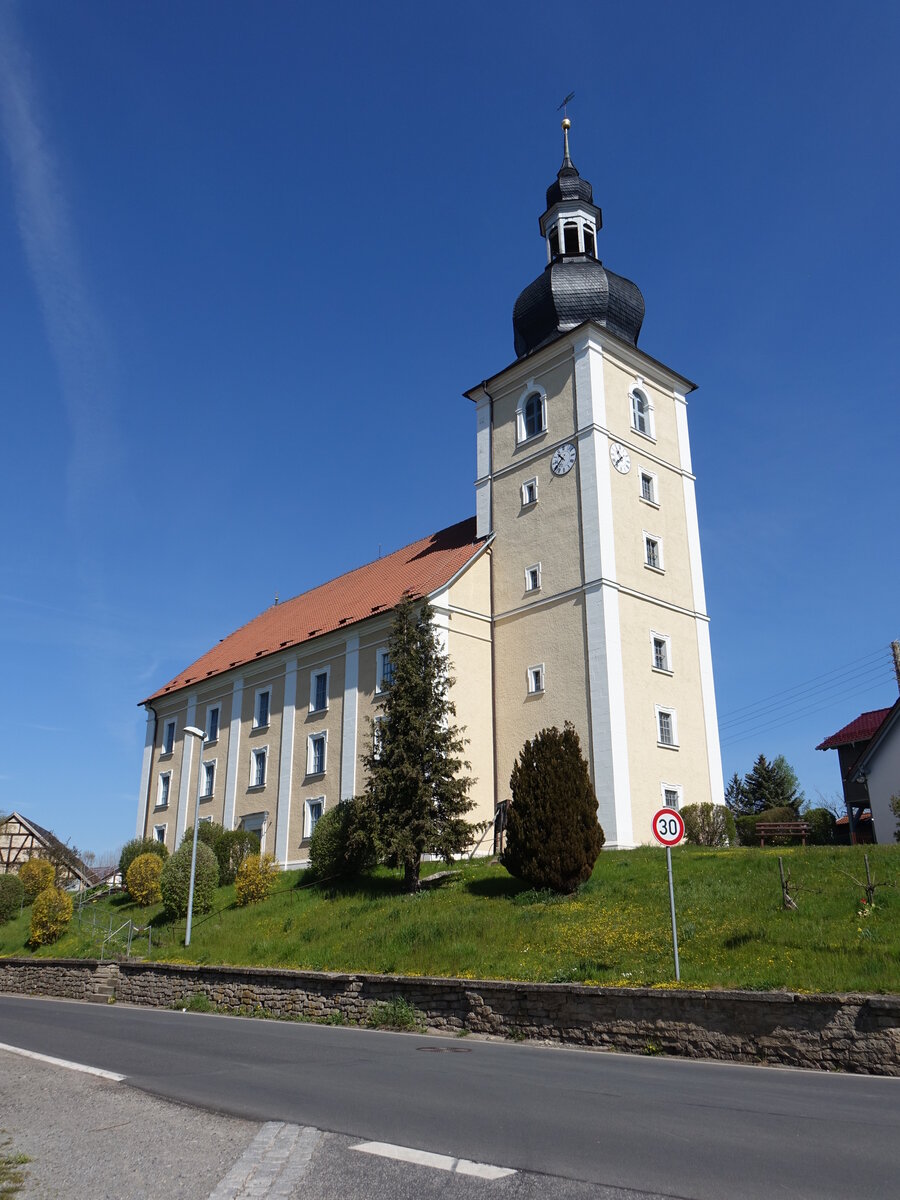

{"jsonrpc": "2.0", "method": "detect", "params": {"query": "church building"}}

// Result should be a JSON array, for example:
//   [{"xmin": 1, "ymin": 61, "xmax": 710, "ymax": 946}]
[{"xmin": 136, "ymin": 123, "xmax": 724, "ymax": 861}]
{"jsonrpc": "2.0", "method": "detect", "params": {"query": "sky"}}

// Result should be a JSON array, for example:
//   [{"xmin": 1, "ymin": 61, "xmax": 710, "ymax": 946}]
[{"xmin": 0, "ymin": 0, "xmax": 898, "ymax": 857}]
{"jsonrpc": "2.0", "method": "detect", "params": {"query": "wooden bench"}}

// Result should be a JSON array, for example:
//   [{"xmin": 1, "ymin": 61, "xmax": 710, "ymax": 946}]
[{"xmin": 755, "ymin": 821, "xmax": 810, "ymax": 847}]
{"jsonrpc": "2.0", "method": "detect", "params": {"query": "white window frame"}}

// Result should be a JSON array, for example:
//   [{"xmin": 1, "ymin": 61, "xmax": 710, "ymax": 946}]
[
  {"xmin": 205, "ymin": 704, "xmax": 220, "ymax": 743},
  {"xmin": 200, "ymin": 759, "xmax": 216, "ymax": 800},
  {"xmin": 199, "ymin": 815, "xmax": 213, "ymax": 825},
  {"xmin": 644, "ymin": 532, "xmax": 664, "ymax": 573},
  {"xmin": 656, "ymin": 705, "xmax": 679, "ymax": 749},
  {"xmin": 524, "ymin": 563, "xmax": 542, "ymax": 593},
  {"xmin": 639, "ymin": 469, "xmax": 658, "ymax": 507},
  {"xmin": 650, "ymin": 631, "xmax": 672, "ymax": 675},
  {"xmin": 304, "ymin": 797, "xmax": 325, "ymax": 840},
  {"xmin": 521, "ymin": 477, "xmax": 539, "ymax": 507},
  {"xmin": 161, "ymin": 719, "xmax": 176, "ymax": 757},
  {"xmin": 156, "ymin": 771, "xmax": 172, "ymax": 809},
  {"xmin": 309, "ymin": 667, "xmax": 330, "ymax": 714},
  {"xmin": 515, "ymin": 380, "xmax": 548, "ymax": 445},
  {"xmin": 373, "ymin": 715, "xmax": 385, "ymax": 759},
  {"xmin": 250, "ymin": 746, "xmax": 268, "ymax": 789},
  {"xmin": 375, "ymin": 647, "xmax": 394, "ymax": 694},
  {"xmin": 527, "ymin": 663, "xmax": 545, "ymax": 695},
  {"xmin": 307, "ymin": 731, "xmax": 327, "ymax": 777},
  {"xmin": 253, "ymin": 686, "xmax": 271, "ymax": 730},
  {"xmin": 154, "ymin": 824, "xmax": 167, "ymax": 844},
  {"xmin": 630, "ymin": 382, "xmax": 655, "ymax": 440},
  {"xmin": 661, "ymin": 783, "xmax": 682, "ymax": 809}
]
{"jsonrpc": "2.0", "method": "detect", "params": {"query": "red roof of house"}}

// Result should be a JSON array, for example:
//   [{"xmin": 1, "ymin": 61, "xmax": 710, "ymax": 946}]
[
  {"xmin": 816, "ymin": 708, "xmax": 892, "ymax": 751},
  {"xmin": 143, "ymin": 518, "xmax": 484, "ymax": 704}
]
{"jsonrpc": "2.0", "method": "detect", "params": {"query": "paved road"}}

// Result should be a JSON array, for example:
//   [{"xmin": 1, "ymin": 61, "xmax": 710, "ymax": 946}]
[{"xmin": 0, "ymin": 995, "xmax": 897, "ymax": 1199}]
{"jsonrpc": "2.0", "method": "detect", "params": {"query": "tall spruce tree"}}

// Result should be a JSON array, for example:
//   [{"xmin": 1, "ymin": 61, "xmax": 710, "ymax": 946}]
[
  {"xmin": 724, "ymin": 771, "xmax": 752, "ymax": 815},
  {"xmin": 503, "ymin": 723, "xmax": 604, "ymax": 894},
  {"xmin": 741, "ymin": 753, "xmax": 804, "ymax": 814},
  {"xmin": 361, "ymin": 595, "xmax": 475, "ymax": 892}
]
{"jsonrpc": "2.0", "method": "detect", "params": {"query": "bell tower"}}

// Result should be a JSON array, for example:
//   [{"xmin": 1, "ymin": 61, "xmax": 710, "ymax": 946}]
[{"xmin": 467, "ymin": 121, "xmax": 724, "ymax": 847}]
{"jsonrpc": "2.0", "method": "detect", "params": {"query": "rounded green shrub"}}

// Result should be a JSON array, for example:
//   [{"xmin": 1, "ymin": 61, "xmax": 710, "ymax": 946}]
[
  {"xmin": 234, "ymin": 853, "xmax": 278, "ymax": 906},
  {"xmin": 0, "ymin": 873, "xmax": 25, "ymax": 923},
  {"xmin": 503, "ymin": 723, "xmax": 605, "ymax": 894},
  {"xmin": 181, "ymin": 821, "xmax": 225, "ymax": 852},
  {"xmin": 309, "ymin": 801, "xmax": 376, "ymax": 882},
  {"xmin": 120, "ymin": 837, "xmax": 168, "ymax": 882},
  {"xmin": 214, "ymin": 829, "xmax": 259, "ymax": 885},
  {"xmin": 126, "ymin": 853, "xmax": 164, "ymax": 906},
  {"xmin": 804, "ymin": 807, "xmax": 837, "ymax": 845},
  {"xmin": 18, "ymin": 858, "xmax": 55, "ymax": 902},
  {"xmin": 29, "ymin": 885, "xmax": 73, "ymax": 945},
  {"xmin": 681, "ymin": 803, "xmax": 736, "ymax": 847},
  {"xmin": 160, "ymin": 841, "xmax": 219, "ymax": 918}
]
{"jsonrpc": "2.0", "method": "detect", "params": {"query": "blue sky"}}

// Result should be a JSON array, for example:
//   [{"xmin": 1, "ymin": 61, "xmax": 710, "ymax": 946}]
[{"xmin": 1, "ymin": 0, "xmax": 897, "ymax": 856}]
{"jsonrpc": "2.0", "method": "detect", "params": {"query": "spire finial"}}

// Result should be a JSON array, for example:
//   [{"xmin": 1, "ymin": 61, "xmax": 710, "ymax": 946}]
[{"xmin": 557, "ymin": 91, "xmax": 575, "ymax": 170}]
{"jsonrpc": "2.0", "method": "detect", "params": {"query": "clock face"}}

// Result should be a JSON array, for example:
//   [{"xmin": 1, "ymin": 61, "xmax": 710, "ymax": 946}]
[
  {"xmin": 551, "ymin": 442, "xmax": 577, "ymax": 476},
  {"xmin": 609, "ymin": 442, "xmax": 631, "ymax": 474}
]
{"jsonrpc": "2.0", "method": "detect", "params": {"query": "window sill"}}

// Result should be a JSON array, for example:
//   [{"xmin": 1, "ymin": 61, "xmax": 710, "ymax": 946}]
[
  {"xmin": 309, "ymin": 706, "xmax": 328, "ymax": 716},
  {"xmin": 524, "ymin": 588, "xmax": 542, "ymax": 597},
  {"xmin": 639, "ymin": 496, "xmax": 660, "ymax": 509},
  {"xmin": 305, "ymin": 771, "xmax": 326, "ymax": 781},
  {"xmin": 251, "ymin": 723, "xmax": 270, "ymax": 734},
  {"xmin": 644, "ymin": 564, "xmax": 665, "ymax": 575},
  {"xmin": 199, "ymin": 794, "xmax": 214, "ymax": 802},
  {"xmin": 153, "ymin": 804, "xmax": 169, "ymax": 812},
  {"xmin": 657, "ymin": 741, "xmax": 680, "ymax": 751},
  {"xmin": 204, "ymin": 737, "xmax": 218, "ymax": 747},
  {"xmin": 631, "ymin": 427, "xmax": 657, "ymax": 444},
  {"xmin": 247, "ymin": 783, "xmax": 266, "ymax": 792},
  {"xmin": 651, "ymin": 667, "xmax": 674, "ymax": 677},
  {"xmin": 526, "ymin": 690, "xmax": 545, "ymax": 699},
  {"xmin": 159, "ymin": 751, "xmax": 173, "ymax": 761}
]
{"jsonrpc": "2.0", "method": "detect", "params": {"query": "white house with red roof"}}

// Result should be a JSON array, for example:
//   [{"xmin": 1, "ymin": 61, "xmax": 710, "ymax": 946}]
[{"xmin": 817, "ymin": 707, "xmax": 896, "ymax": 843}]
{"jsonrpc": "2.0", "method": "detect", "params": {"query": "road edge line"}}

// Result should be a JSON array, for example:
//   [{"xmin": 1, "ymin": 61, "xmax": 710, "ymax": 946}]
[{"xmin": 0, "ymin": 1041, "xmax": 125, "ymax": 1081}]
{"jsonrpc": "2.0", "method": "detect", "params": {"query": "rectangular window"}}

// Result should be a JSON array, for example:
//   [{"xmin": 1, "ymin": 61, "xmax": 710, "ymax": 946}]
[
  {"xmin": 652, "ymin": 635, "xmax": 670, "ymax": 672},
  {"xmin": 644, "ymin": 535, "xmax": 663, "ymax": 571},
  {"xmin": 521, "ymin": 478, "xmax": 538, "ymax": 507},
  {"xmin": 205, "ymin": 705, "xmax": 220, "ymax": 742},
  {"xmin": 376, "ymin": 648, "xmax": 394, "ymax": 693},
  {"xmin": 254, "ymin": 688, "xmax": 271, "ymax": 729},
  {"xmin": 640, "ymin": 471, "xmax": 657, "ymax": 504},
  {"xmin": 201, "ymin": 761, "xmax": 215, "ymax": 799},
  {"xmin": 251, "ymin": 747, "xmax": 267, "ymax": 788},
  {"xmin": 304, "ymin": 798, "xmax": 324, "ymax": 840},
  {"xmin": 525, "ymin": 563, "xmax": 541, "ymax": 593},
  {"xmin": 308, "ymin": 732, "xmax": 327, "ymax": 776},
  {"xmin": 657, "ymin": 707, "xmax": 677, "ymax": 748},
  {"xmin": 162, "ymin": 720, "xmax": 176, "ymax": 756},
  {"xmin": 311, "ymin": 670, "xmax": 328, "ymax": 713},
  {"xmin": 154, "ymin": 825, "xmax": 166, "ymax": 843},
  {"xmin": 527, "ymin": 664, "xmax": 545, "ymax": 695},
  {"xmin": 156, "ymin": 772, "xmax": 171, "ymax": 808},
  {"xmin": 663, "ymin": 786, "xmax": 681, "ymax": 809},
  {"xmin": 373, "ymin": 715, "xmax": 384, "ymax": 759}
]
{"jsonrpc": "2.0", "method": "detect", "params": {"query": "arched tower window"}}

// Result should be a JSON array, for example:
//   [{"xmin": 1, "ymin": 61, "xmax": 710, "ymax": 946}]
[
  {"xmin": 583, "ymin": 224, "xmax": 596, "ymax": 258},
  {"xmin": 630, "ymin": 387, "xmax": 653, "ymax": 437},
  {"xmin": 563, "ymin": 222, "xmax": 580, "ymax": 255},
  {"xmin": 517, "ymin": 385, "xmax": 548, "ymax": 444},
  {"xmin": 548, "ymin": 226, "xmax": 560, "ymax": 260}
]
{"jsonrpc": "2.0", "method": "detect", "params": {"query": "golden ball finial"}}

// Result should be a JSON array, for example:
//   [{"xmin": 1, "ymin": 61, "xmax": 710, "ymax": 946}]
[{"xmin": 561, "ymin": 117, "xmax": 571, "ymax": 130}]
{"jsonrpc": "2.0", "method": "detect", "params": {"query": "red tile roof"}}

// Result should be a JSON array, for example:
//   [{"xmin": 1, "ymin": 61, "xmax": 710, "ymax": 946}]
[
  {"xmin": 143, "ymin": 517, "xmax": 484, "ymax": 704},
  {"xmin": 816, "ymin": 708, "xmax": 892, "ymax": 751}
]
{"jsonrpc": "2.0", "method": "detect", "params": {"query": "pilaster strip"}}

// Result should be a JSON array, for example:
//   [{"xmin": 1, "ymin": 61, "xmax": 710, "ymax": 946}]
[
  {"xmin": 175, "ymin": 693, "xmax": 197, "ymax": 839},
  {"xmin": 136, "ymin": 708, "xmax": 155, "ymax": 838},
  {"xmin": 340, "ymin": 636, "xmax": 360, "ymax": 801},
  {"xmin": 275, "ymin": 659, "xmax": 298, "ymax": 866},
  {"xmin": 223, "ymin": 677, "xmax": 244, "ymax": 830}
]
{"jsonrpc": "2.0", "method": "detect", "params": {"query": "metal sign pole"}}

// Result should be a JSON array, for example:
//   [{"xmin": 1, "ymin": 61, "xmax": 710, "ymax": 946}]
[{"xmin": 666, "ymin": 845, "xmax": 680, "ymax": 982}]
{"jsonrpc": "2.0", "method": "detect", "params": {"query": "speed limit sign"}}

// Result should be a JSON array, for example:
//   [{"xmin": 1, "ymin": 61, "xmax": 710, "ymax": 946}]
[{"xmin": 652, "ymin": 807, "xmax": 685, "ymax": 847}]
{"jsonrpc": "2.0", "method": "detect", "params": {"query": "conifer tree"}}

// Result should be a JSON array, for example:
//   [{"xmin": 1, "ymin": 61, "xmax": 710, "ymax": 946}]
[
  {"xmin": 724, "ymin": 771, "xmax": 752, "ymax": 815},
  {"xmin": 503, "ymin": 723, "xmax": 604, "ymax": 894},
  {"xmin": 361, "ymin": 595, "xmax": 475, "ymax": 893}
]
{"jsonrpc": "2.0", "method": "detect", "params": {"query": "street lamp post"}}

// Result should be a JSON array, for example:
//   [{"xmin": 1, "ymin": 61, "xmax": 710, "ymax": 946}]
[{"xmin": 183, "ymin": 725, "xmax": 206, "ymax": 947}]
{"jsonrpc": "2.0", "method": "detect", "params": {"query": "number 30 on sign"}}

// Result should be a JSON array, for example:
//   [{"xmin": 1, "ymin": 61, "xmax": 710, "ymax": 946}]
[{"xmin": 652, "ymin": 808, "xmax": 685, "ymax": 847}]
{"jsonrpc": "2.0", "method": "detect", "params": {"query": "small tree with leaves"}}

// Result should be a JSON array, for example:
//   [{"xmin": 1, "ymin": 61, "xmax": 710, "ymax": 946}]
[
  {"xmin": 503, "ymin": 723, "xmax": 605, "ymax": 894},
  {"xmin": 360, "ymin": 595, "xmax": 475, "ymax": 893}
]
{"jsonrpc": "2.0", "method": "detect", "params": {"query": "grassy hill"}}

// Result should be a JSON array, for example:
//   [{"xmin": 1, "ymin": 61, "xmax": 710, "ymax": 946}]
[{"xmin": 2, "ymin": 845, "xmax": 899, "ymax": 993}]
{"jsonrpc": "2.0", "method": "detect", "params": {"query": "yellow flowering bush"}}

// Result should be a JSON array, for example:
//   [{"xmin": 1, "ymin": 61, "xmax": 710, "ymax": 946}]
[
  {"xmin": 234, "ymin": 853, "xmax": 278, "ymax": 906},
  {"xmin": 18, "ymin": 858, "xmax": 55, "ymax": 901},
  {"xmin": 29, "ymin": 885, "xmax": 73, "ymax": 945},
  {"xmin": 126, "ymin": 853, "xmax": 164, "ymax": 907}
]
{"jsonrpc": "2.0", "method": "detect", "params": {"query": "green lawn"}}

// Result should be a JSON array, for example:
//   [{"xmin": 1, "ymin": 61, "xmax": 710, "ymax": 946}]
[{"xmin": 2, "ymin": 846, "xmax": 899, "ymax": 993}]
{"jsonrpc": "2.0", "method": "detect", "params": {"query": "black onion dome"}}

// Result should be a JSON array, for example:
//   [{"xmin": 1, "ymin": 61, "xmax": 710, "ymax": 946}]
[
  {"xmin": 513, "ymin": 259, "xmax": 645, "ymax": 358},
  {"xmin": 545, "ymin": 164, "xmax": 594, "ymax": 210}
]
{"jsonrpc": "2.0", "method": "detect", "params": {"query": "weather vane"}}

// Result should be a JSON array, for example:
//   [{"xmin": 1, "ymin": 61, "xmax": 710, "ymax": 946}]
[{"xmin": 557, "ymin": 91, "xmax": 575, "ymax": 119}]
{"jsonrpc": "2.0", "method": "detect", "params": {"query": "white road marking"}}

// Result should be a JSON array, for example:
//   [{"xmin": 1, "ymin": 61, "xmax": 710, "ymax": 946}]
[
  {"xmin": 351, "ymin": 1140, "xmax": 516, "ymax": 1179},
  {"xmin": 0, "ymin": 1041, "xmax": 125, "ymax": 1081},
  {"xmin": 208, "ymin": 1121, "xmax": 321, "ymax": 1199}
]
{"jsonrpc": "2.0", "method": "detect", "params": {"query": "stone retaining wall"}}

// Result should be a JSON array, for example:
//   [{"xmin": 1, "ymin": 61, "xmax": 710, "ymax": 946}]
[{"xmin": 1, "ymin": 957, "xmax": 898, "ymax": 1075}]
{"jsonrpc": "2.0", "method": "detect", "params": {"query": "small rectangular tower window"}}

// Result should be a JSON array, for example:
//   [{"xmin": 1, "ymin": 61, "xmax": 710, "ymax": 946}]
[
  {"xmin": 304, "ymin": 798, "xmax": 324, "ymax": 840},
  {"xmin": 656, "ymin": 707, "xmax": 678, "ymax": 748},
  {"xmin": 662, "ymin": 785, "xmax": 682, "ymax": 809},
  {"xmin": 651, "ymin": 634, "xmax": 671, "ymax": 673},
  {"xmin": 205, "ymin": 705, "xmax": 220, "ymax": 742},
  {"xmin": 156, "ymin": 772, "xmax": 171, "ymax": 809},
  {"xmin": 527, "ymin": 664, "xmax": 545, "ymax": 695},
  {"xmin": 376, "ymin": 648, "xmax": 394, "ymax": 693},
  {"xmin": 644, "ymin": 535, "xmax": 663, "ymax": 571},
  {"xmin": 640, "ymin": 471, "xmax": 657, "ymax": 505},
  {"xmin": 201, "ymin": 761, "xmax": 215, "ymax": 799},
  {"xmin": 521, "ymin": 478, "xmax": 538, "ymax": 507},
  {"xmin": 308, "ymin": 732, "xmax": 327, "ymax": 776},
  {"xmin": 525, "ymin": 564, "xmax": 542, "ymax": 593},
  {"xmin": 154, "ymin": 825, "xmax": 167, "ymax": 843}
]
